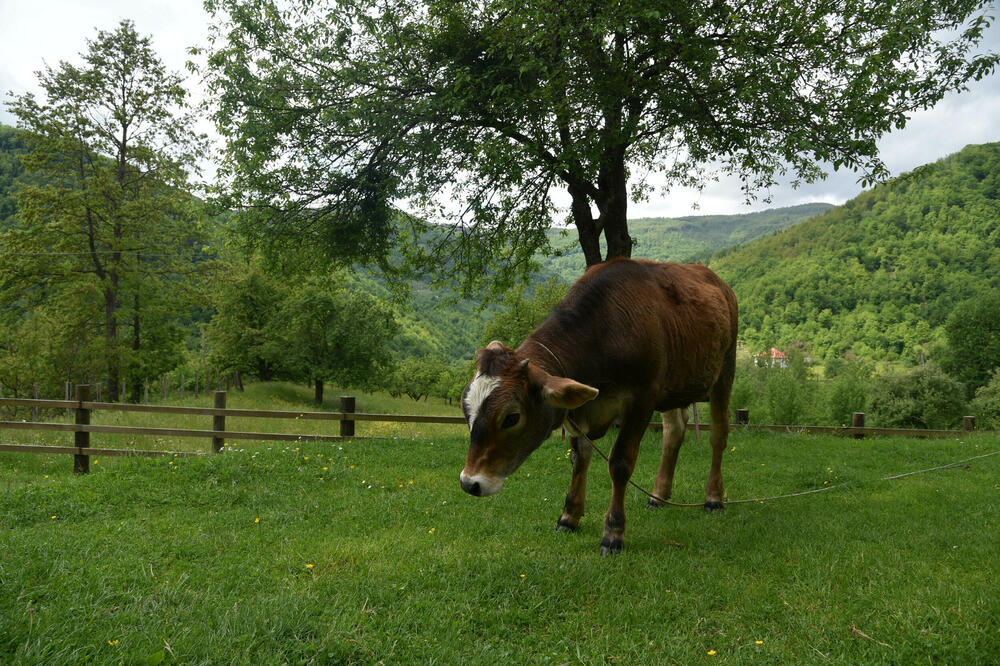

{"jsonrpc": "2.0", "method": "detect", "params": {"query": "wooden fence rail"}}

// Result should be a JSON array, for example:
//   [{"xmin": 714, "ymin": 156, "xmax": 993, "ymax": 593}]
[{"xmin": 0, "ymin": 387, "xmax": 991, "ymax": 474}]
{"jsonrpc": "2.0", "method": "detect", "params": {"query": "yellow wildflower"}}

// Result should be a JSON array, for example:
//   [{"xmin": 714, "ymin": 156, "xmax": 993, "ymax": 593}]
[
  {"xmin": 254, "ymin": 517, "xmax": 260, "ymax": 524},
  {"xmin": 707, "ymin": 650, "xmax": 716, "ymax": 656},
  {"xmin": 306, "ymin": 563, "xmax": 314, "ymax": 569}
]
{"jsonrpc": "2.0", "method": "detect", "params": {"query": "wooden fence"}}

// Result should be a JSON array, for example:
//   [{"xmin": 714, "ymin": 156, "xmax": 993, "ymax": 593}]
[{"xmin": 0, "ymin": 387, "xmax": 989, "ymax": 474}]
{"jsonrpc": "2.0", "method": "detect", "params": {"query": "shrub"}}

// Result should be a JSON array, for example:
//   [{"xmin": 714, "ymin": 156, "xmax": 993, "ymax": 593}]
[
  {"xmin": 730, "ymin": 355, "xmax": 826, "ymax": 425},
  {"xmin": 823, "ymin": 363, "xmax": 872, "ymax": 425},
  {"xmin": 969, "ymin": 368, "xmax": 1000, "ymax": 430},
  {"xmin": 867, "ymin": 363, "xmax": 966, "ymax": 429}
]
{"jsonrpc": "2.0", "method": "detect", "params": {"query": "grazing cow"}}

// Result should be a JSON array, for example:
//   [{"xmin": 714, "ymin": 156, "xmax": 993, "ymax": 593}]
[{"xmin": 460, "ymin": 258, "xmax": 738, "ymax": 555}]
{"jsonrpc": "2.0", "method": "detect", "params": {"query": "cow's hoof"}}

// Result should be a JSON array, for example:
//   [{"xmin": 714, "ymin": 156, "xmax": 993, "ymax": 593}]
[
  {"xmin": 704, "ymin": 500, "xmax": 725, "ymax": 513},
  {"xmin": 600, "ymin": 537, "xmax": 623, "ymax": 557},
  {"xmin": 646, "ymin": 497, "xmax": 665, "ymax": 509},
  {"xmin": 555, "ymin": 518, "xmax": 578, "ymax": 533}
]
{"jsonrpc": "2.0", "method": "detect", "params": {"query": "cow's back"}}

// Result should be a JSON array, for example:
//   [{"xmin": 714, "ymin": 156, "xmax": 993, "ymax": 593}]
[{"xmin": 533, "ymin": 258, "xmax": 737, "ymax": 412}]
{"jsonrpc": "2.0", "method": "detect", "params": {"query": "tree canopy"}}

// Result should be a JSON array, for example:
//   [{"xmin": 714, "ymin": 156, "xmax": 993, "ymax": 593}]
[
  {"xmin": 3, "ymin": 20, "xmax": 212, "ymax": 400},
  {"xmin": 202, "ymin": 0, "xmax": 998, "ymax": 294}
]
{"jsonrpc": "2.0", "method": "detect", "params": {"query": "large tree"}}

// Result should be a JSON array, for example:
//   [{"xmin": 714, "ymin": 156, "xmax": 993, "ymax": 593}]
[
  {"xmin": 942, "ymin": 292, "xmax": 1000, "ymax": 395},
  {"xmin": 4, "ymin": 21, "xmax": 211, "ymax": 400},
  {"xmin": 206, "ymin": 257, "xmax": 290, "ymax": 382},
  {"xmin": 278, "ymin": 277, "xmax": 399, "ymax": 404},
  {"xmin": 202, "ymin": 0, "xmax": 998, "ymax": 294}
]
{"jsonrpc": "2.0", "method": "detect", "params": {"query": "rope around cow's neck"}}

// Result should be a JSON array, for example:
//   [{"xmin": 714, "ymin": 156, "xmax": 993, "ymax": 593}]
[
  {"xmin": 529, "ymin": 338, "xmax": 567, "ymax": 377},
  {"xmin": 566, "ymin": 419, "xmax": 1000, "ymax": 508}
]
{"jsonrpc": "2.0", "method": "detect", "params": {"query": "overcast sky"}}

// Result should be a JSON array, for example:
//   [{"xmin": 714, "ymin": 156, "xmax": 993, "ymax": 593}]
[{"xmin": 3, "ymin": 0, "xmax": 1000, "ymax": 218}]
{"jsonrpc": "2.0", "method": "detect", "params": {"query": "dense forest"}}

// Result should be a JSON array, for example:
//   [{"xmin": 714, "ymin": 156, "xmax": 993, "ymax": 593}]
[
  {"xmin": 3, "ymin": 116, "xmax": 1000, "ymax": 426},
  {"xmin": 709, "ymin": 143, "xmax": 1000, "ymax": 370},
  {"xmin": 0, "ymin": 121, "xmax": 829, "ymax": 369}
]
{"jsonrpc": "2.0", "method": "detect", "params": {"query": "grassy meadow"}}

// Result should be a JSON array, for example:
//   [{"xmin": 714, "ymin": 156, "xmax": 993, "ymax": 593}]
[{"xmin": 1, "ymin": 383, "xmax": 998, "ymax": 664}]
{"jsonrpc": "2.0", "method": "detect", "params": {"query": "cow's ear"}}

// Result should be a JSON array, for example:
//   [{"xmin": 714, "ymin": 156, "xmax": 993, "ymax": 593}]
[{"xmin": 540, "ymin": 376, "xmax": 599, "ymax": 409}]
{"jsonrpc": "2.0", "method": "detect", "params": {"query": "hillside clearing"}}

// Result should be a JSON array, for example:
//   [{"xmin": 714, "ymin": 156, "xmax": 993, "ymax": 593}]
[{"xmin": 2, "ymin": 387, "xmax": 997, "ymax": 664}]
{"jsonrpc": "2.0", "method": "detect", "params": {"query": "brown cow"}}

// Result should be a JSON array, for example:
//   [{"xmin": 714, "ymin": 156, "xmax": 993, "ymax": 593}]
[{"xmin": 460, "ymin": 258, "xmax": 738, "ymax": 555}]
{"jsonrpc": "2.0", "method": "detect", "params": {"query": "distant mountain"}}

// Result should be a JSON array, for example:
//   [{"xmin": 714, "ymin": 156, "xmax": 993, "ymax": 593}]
[
  {"xmin": 709, "ymin": 143, "xmax": 1000, "ymax": 368},
  {"xmin": 539, "ymin": 203, "xmax": 833, "ymax": 282}
]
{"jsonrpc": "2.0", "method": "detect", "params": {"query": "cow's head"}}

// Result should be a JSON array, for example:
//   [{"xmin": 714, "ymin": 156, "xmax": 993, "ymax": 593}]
[{"xmin": 459, "ymin": 341, "xmax": 598, "ymax": 496}]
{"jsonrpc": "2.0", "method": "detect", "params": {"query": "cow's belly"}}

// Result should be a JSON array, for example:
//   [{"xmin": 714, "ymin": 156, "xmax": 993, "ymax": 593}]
[{"xmin": 656, "ymin": 387, "xmax": 711, "ymax": 412}]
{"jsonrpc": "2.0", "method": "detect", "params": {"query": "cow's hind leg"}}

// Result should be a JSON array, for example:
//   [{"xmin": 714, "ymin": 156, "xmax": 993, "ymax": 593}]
[
  {"xmin": 601, "ymin": 412, "xmax": 650, "ymax": 556},
  {"xmin": 557, "ymin": 436, "xmax": 592, "ymax": 532},
  {"xmin": 705, "ymin": 372, "xmax": 734, "ymax": 513},
  {"xmin": 647, "ymin": 407, "xmax": 689, "ymax": 509}
]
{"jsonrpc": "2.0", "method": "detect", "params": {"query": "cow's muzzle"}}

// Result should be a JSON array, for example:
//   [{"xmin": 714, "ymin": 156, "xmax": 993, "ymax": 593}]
[{"xmin": 460, "ymin": 471, "xmax": 504, "ymax": 497}]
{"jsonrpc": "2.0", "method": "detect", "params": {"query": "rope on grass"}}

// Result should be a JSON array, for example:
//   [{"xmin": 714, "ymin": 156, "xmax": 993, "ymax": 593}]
[{"xmin": 578, "ymin": 427, "xmax": 1000, "ymax": 508}]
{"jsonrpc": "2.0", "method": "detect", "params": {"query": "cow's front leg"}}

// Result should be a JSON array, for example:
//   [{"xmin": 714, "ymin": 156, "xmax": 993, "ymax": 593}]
[
  {"xmin": 601, "ymin": 415, "xmax": 649, "ymax": 556},
  {"xmin": 557, "ymin": 436, "xmax": 592, "ymax": 532}
]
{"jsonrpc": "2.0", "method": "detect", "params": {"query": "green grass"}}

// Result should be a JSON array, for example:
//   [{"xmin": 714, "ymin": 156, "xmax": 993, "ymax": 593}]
[{"xmin": 2, "ymin": 384, "xmax": 999, "ymax": 664}]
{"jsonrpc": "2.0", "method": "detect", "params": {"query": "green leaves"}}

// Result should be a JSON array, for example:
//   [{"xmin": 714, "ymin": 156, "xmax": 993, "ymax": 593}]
[
  {"xmin": 202, "ymin": 0, "xmax": 998, "ymax": 293},
  {"xmin": 2, "ymin": 21, "xmax": 214, "ymax": 399}
]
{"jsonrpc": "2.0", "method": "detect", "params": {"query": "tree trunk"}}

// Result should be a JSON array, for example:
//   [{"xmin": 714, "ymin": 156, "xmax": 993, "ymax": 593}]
[
  {"xmin": 568, "ymin": 184, "xmax": 603, "ymax": 267},
  {"xmin": 104, "ymin": 286, "xmax": 121, "ymax": 402},
  {"xmin": 567, "ymin": 160, "xmax": 632, "ymax": 266},
  {"xmin": 129, "ymin": 294, "xmax": 142, "ymax": 403},
  {"xmin": 257, "ymin": 357, "xmax": 273, "ymax": 382},
  {"xmin": 596, "ymin": 146, "xmax": 632, "ymax": 261},
  {"xmin": 314, "ymin": 378, "xmax": 324, "ymax": 406}
]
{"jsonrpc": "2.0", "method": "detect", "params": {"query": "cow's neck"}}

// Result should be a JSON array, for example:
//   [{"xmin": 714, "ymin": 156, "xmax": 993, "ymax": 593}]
[{"xmin": 519, "ymin": 328, "xmax": 586, "ymax": 382}]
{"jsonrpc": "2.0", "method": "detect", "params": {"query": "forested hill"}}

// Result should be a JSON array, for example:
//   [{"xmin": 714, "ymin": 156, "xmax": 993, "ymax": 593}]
[
  {"xmin": 540, "ymin": 203, "xmax": 832, "ymax": 281},
  {"xmin": 0, "ymin": 125, "xmax": 28, "ymax": 230},
  {"xmin": 709, "ymin": 142, "xmax": 1000, "ymax": 367}
]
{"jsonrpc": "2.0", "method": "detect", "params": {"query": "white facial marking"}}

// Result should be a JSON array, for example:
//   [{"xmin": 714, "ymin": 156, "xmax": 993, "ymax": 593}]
[
  {"xmin": 460, "ymin": 470, "xmax": 505, "ymax": 496},
  {"xmin": 464, "ymin": 372, "xmax": 500, "ymax": 430}
]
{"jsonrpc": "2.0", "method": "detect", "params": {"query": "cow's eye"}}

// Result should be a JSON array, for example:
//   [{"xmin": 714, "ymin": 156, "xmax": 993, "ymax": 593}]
[{"xmin": 500, "ymin": 412, "xmax": 520, "ymax": 429}]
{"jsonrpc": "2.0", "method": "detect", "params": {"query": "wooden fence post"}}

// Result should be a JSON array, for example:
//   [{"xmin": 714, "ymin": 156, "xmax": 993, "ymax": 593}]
[
  {"xmin": 181, "ymin": 372, "xmax": 185, "ymax": 400},
  {"xmin": 32, "ymin": 383, "xmax": 39, "ymax": 422},
  {"xmin": 144, "ymin": 379, "xmax": 149, "ymax": 405},
  {"xmin": 162, "ymin": 374, "xmax": 167, "ymax": 401},
  {"xmin": 66, "ymin": 381, "xmax": 71, "ymax": 418},
  {"xmin": 736, "ymin": 408, "xmax": 749, "ymax": 426},
  {"xmin": 340, "ymin": 396, "xmax": 356, "ymax": 437},
  {"xmin": 852, "ymin": 412, "xmax": 866, "ymax": 440},
  {"xmin": 962, "ymin": 416, "xmax": 976, "ymax": 432},
  {"xmin": 212, "ymin": 391, "xmax": 226, "ymax": 453},
  {"xmin": 195, "ymin": 370, "xmax": 199, "ymax": 398},
  {"xmin": 74, "ymin": 384, "xmax": 91, "ymax": 474},
  {"xmin": 95, "ymin": 382, "xmax": 101, "ymax": 402}
]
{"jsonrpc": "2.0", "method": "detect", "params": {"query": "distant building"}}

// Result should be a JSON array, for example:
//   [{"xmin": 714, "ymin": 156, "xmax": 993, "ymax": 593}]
[{"xmin": 755, "ymin": 347, "xmax": 790, "ymax": 368}]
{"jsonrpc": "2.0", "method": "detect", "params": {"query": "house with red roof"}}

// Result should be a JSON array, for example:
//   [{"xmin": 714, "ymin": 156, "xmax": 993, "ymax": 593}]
[{"xmin": 754, "ymin": 347, "xmax": 789, "ymax": 369}]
